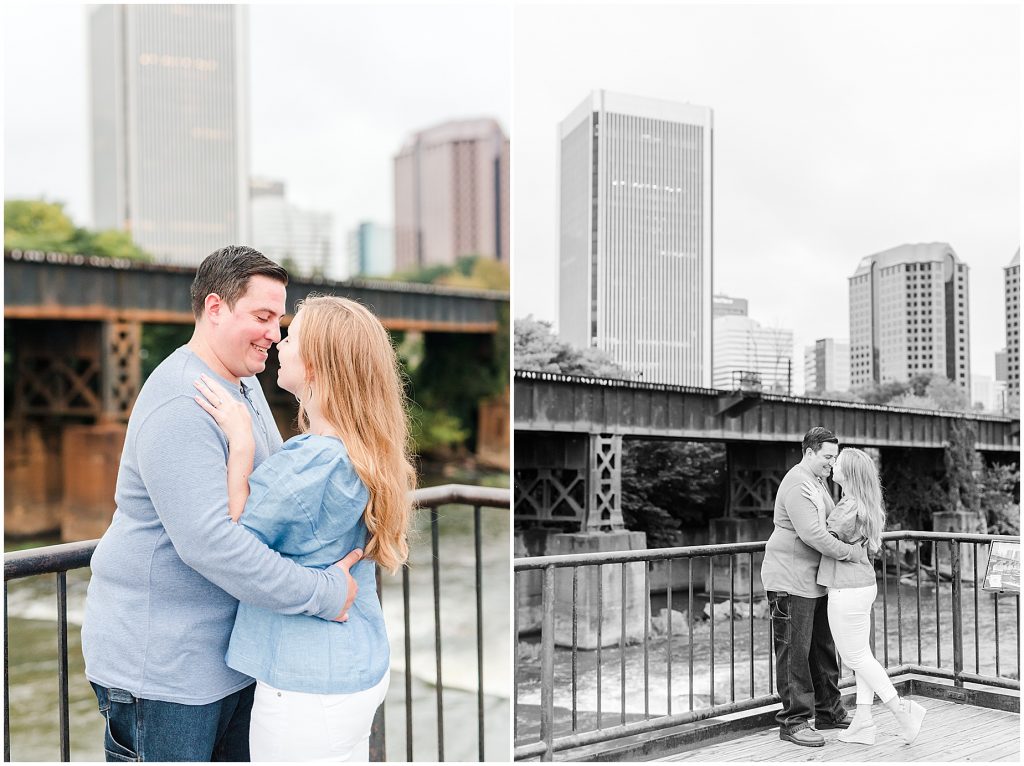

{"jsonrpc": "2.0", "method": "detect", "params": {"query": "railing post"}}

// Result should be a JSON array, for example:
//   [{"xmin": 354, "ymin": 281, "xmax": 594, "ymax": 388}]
[
  {"xmin": 950, "ymin": 539, "xmax": 964, "ymax": 688},
  {"xmin": 540, "ymin": 564, "xmax": 556, "ymax": 762},
  {"xmin": 369, "ymin": 566, "xmax": 386, "ymax": 762}
]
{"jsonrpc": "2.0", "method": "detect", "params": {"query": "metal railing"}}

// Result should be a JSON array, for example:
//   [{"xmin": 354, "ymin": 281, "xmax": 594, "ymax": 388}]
[
  {"xmin": 513, "ymin": 531, "xmax": 1020, "ymax": 761},
  {"xmin": 4, "ymin": 483, "xmax": 509, "ymax": 763}
]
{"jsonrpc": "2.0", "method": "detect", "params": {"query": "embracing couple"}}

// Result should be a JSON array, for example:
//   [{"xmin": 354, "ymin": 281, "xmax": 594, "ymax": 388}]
[
  {"xmin": 81, "ymin": 245, "xmax": 416, "ymax": 761},
  {"xmin": 762, "ymin": 427, "xmax": 927, "ymax": 748}
]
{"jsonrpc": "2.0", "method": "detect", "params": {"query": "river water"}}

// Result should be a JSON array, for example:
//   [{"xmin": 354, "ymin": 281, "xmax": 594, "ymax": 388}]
[
  {"xmin": 516, "ymin": 576, "xmax": 1020, "ymax": 741},
  {"xmin": 5, "ymin": 474, "xmax": 510, "ymax": 762}
]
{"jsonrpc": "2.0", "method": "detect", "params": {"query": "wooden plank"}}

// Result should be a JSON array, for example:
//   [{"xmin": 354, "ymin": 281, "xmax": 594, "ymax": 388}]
[{"xmin": 657, "ymin": 698, "xmax": 1019, "ymax": 762}]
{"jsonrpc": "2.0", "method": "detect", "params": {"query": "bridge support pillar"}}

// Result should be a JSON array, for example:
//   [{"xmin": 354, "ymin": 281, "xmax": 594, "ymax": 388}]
[
  {"xmin": 514, "ymin": 432, "xmax": 639, "ymax": 642},
  {"xmin": 100, "ymin": 320, "xmax": 142, "ymax": 423},
  {"xmin": 710, "ymin": 443, "xmax": 798, "ymax": 599},
  {"xmin": 61, "ymin": 423, "xmax": 127, "ymax": 541},
  {"xmin": 3, "ymin": 421, "xmax": 64, "ymax": 537},
  {"xmin": 932, "ymin": 510, "xmax": 989, "ymax": 583},
  {"xmin": 724, "ymin": 443, "xmax": 799, "ymax": 516},
  {"xmin": 585, "ymin": 434, "xmax": 624, "ymax": 531},
  {"xmin": 708, "ymin": 517, "xmax": 775, "ymax": 598},
  {"xmin": 549, "ymin": 529, "xmax": 648, "ymax": 649}
]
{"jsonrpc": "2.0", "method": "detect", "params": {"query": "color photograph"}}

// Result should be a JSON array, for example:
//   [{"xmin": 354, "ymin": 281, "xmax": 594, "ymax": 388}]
[{"xmin": 4, "ymin": 3, "xmax": 510, "ymax": 761}]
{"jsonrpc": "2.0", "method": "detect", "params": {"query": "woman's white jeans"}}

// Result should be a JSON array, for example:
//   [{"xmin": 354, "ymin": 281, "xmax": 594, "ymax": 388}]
[
  {"xmin": 249, "ymin": 674, "xmax": 389, "ymax": 762},
  {"xmin": 827, "ymin": 584, "xmax": 897, "ymax": 705}
]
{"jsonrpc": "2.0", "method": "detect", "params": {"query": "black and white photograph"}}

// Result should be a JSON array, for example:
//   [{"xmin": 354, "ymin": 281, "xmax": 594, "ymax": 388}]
[{"xmin": 512, "ymin": 3, "xmax": 1021, "ymax": 762}]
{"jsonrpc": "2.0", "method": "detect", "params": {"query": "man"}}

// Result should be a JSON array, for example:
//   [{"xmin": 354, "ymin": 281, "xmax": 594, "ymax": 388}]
[
  {"xmin": 761, "ymin": 426, "xmax": 869, "ymax": 747},
  {"xmin": 82, "ymin": 246, "xmax": 360, "ymax": 762}
]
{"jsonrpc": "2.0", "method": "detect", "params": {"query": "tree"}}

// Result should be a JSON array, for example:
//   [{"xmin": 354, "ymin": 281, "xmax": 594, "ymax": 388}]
[
  {"xmin": 855, "ymin": 373, "xmax": 970, "ymax": 412},
  {"xmin": 620, "ymin": 440, "xmax": 726, "ymax": 547},
  {"xmin": 383, "ymin": 256, "xmax": 510, "ymax": 458},
  {"xmin": 4, "ymin": 199, "xmax": 77, "ymax": 252},
  {"xmin": 978, "ymin": 462, "xmax": 1020, "ymax": 535},
  {"xmin": 880, "ymin": 449, "xmax": 950, "ymax": 531},
  {"xmin": 4, "ymin": 198, "xmax": 151, "ymax": 261},
  {"xmin": 804, "ymin": 389, "xmax": 863, "ymax": 403},
  {"xmin": 84, "ymin": 229, "xmax": 150, "ymax": 261},
  {"xmin": 514, "ymin": 316, "xmax": 627, "ymax": 379},
  {"xmin": 944, "ymin": 420, "xmax": 983, "ymax": 521},
  {"xmin": 436, "ymin": 255, "xmax": 510, "ymax": 291}
]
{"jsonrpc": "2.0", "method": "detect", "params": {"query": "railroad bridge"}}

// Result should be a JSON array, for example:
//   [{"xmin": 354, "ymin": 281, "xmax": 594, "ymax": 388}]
[
  {"xmin": 514, "ymin": 370, "xmax": 1020, "ymax": 533},
  {"xmin": 4, "ymin": 250, "xmax": 509, "ymax": 539}
]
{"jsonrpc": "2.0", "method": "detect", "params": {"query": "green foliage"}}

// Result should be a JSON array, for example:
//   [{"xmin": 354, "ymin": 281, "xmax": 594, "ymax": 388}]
[
  {"xmin": 853, "ymin": 373, "xmax": 970, "ymax": 411},
  {"xmin": 390, "ymin": 255, "xmax": 509, "ymax": 290},
  {"xmin": 621, "ymin": 440, "xmax": 727, "ymax": 547},
  {"xmin": 141, "ymin": 325, "xmax": 194, "ymax": 381},
  {"xmin": 81, "ymin": 229, "xmax": 151, "ymax": 261},
  {"xmin": 4, "ymin": 198, "xmax": 151, "ymax": 261},
  {"xmin": 407, "ymin": 403, "xmax": 470, "ymax": 455},
  {"xmin": 978, "ymin": 462, "xmax": 1021, "ymax": 535},
  {"xmin": 514, "ymin": 316, "xmax": 628, "ymax": 379},
  {"xmin": 804, "ymin": 389, "xmax": 863, "ymax": 402},
  {"xmin": 880, "ymin": 449, "xmax": 949, "ymax": 530},
  {"xmin": 384, "ymin": 257, "xmax": 509, "ymax": 457},
  {"xmin": 4, "ymin": 199, "xmax": 76, "ymax": 250},
  {"xmin": 944, "ymin": 420, "xmax": 983, "ymax": 517}
]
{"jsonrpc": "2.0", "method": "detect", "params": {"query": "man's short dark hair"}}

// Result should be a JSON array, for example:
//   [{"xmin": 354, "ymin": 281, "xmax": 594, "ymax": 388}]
[
  {"xmin": 190, "ymin": 245, "xmax": 289, "ymax": 319},
  {"xmin": 802, "ymin": 426, "xmax": 839, "ymax": 453}
]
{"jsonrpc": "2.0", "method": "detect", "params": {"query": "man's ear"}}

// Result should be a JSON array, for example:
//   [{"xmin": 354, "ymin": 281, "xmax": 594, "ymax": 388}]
[{"xmin": 204, "ymin": 293, "xmax": 224, "ymax": 325}]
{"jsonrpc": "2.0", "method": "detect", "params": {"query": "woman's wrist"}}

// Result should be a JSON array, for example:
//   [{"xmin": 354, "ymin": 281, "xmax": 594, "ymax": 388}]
[{"xmin": 227, "ymin": 434, "xmax": 255, "ymax": 454}]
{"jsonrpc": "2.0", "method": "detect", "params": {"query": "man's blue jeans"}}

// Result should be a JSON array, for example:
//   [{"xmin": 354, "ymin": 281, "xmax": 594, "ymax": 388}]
[
  {"xmin": 767, "ymin": 591, "xmax": 847, "ymax": 733},
  {"xmin": 90, "ymin": 682, "xmax": 255, "ymax": 762}
]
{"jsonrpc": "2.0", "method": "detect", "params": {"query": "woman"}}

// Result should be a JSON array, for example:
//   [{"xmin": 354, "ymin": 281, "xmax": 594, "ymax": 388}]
[
  {"xmin": 802, "ymin": 448, "xmax": 926, "ymax": 746},
  {"xmin": 193, "ymin": 295, "xmax": 416, "ymax": 761}
]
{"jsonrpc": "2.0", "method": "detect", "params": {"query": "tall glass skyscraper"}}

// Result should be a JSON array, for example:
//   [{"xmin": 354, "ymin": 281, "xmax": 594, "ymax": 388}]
[
  {"xmin": 557, "ymin": 91, "xmax": 713, "ymax": 386},
  {"xmin": 90, "ymin": 4, "xmax": 249, "ymax": 265}
]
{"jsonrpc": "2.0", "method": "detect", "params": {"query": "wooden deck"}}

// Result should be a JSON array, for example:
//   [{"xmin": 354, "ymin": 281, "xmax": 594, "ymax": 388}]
[{"xmin": 659, "ymin": 696, "xmax": 1020, "ymax": 762}]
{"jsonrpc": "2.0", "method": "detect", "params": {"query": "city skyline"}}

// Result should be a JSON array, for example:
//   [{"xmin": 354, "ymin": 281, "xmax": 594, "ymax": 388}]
[
  {"xmin": 4, "ymin": 4, "xmax": 511, "ymax": 279},
  {"xmin": 513, "ymin": 4, "xmax": 1019, "ymax": 390}
]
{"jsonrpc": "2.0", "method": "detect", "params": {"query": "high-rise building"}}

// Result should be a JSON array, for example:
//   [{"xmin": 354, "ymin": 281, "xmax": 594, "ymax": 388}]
[
  {"xmin": 393, "ymin": 118, "xmax": 509, "ymax": 272},
  {"xmin": 971, "ymin": 373, "xmax": 1009, "ymax": 414},
  {"xmin": 90, "ymin": 5, "xmax": 250, "ymax": 265},
  {"xmin": 803, "ymin": 338, "xmax": 851, "ymax": 395},
  {"xmin": 1004, "ymin": 248, "xmax": 1020, "ymax": 414},
  {"xmin": 557, "ymin": 90, "xmax": 713, "ymax": 386},
  {"xmin": 347, "ymin": 222, "xmax": 395, "ymax": 278},
  {"xmin": 995, "ymin": 348, "xmax": 1009, "ymax": 382},
  {"xmin": 714, "ymin": 316, "xmax": 794, "ymax": 392},
  {"xmin": 848, "ymin": 243, "xmax": 970, "ymax": 399},
  {"xmin": 249, "ymin": 178, "xmax": 333, "ymax": 279},
  {"xmin": 713, "ymin": 294, "xmax": 748, "ymax": 318}
]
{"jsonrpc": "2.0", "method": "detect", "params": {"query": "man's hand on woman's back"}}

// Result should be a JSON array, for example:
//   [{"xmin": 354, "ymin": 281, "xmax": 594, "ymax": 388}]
[{"xmin": 333, "ymin": 548, "xmax": 363, "ymax": 622}]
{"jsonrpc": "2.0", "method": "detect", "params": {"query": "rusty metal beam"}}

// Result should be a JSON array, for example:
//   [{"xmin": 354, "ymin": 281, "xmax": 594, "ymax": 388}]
[
  {"xmin": 3, "ymin": 305, "xmax": 497, "ymax": 333},
  {"xmin": 514, "ymin": 371, "xmax": 1019, "ymax": 452},
  {"xmin": 4, "ymin": 250, "xmax": 507, "ymax": 333}
]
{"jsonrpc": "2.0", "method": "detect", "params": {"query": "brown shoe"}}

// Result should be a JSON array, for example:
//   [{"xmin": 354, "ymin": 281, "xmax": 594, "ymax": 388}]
[{"xmin": 780, "ymin": 726, "xmax": 825, "ymax": 747}]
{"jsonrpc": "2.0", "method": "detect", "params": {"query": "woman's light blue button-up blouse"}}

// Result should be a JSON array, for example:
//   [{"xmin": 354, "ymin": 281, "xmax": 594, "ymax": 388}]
[{"xmin": 225, "ymin": 434, "xmax": 390, "ymax": 694}]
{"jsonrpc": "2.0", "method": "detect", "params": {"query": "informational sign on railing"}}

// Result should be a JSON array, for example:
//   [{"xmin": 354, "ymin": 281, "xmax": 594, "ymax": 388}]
[{"xmin": 983, "ymin": 542, "xmax": 1020, "ymax": 594}]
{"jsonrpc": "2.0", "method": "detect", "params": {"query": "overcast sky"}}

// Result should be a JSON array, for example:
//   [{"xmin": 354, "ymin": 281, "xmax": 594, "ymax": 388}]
[
  {"xmin": 513, "ymin": 3, "xmax": 1020, "ymax": 391},
  {"xmin": 3, "ymin": 3, "xmax": 511, "ymax": 275}
]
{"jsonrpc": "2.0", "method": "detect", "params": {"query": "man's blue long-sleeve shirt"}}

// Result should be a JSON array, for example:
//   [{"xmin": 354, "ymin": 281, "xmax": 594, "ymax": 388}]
[{"xmin": 82, "ymin": 346, "xmax": 348, "ymax": 705}]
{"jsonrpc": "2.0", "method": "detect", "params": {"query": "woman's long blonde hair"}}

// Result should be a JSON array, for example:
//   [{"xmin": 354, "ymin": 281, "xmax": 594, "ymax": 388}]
[
  {"xmin": 837, "ymin": 448, "xmax": 885, "ymax": 554},
  {"xmin": 293, "ymin": 296, "xmax": 416, "ymax": 573}
]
